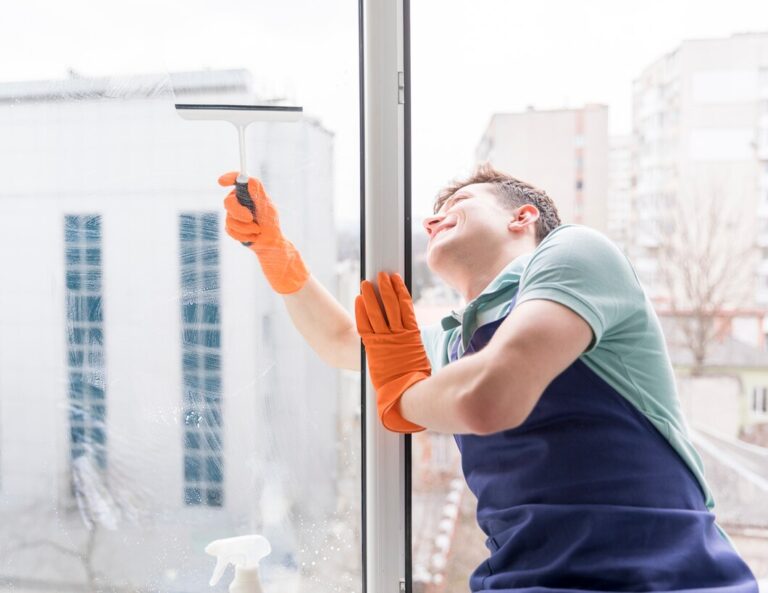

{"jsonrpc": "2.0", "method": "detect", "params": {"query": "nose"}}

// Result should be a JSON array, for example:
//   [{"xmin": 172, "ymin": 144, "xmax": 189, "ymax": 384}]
[{"xmin": 423, "ymin": 214, "xmax": 443, "ymax": 237}]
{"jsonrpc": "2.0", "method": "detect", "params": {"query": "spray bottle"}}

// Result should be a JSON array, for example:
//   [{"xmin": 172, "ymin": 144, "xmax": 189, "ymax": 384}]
[{"xmin": 206, "ymin": 534, "xmax": 272, "ymax": 593}]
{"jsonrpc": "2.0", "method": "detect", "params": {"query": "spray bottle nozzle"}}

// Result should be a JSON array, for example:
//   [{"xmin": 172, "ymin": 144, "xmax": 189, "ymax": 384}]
[{"xmin": 205, "ymin": 534, "xmax": 271, "ymax": 588}]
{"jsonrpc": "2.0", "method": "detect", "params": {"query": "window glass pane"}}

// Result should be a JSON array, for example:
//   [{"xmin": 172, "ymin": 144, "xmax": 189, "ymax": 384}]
[
  {"xmin": 0, "ymin": 2, "xmax": 361, "ymax": 592},
  {"xmin": 411, "ymin": 2, "xmax": 767, "ymax": 588}
]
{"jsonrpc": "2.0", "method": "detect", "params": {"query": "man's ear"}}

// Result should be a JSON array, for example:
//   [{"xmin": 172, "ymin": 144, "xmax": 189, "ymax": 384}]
[{"xmin": 508, "ymin": 204, "xmax": 540, "ymax": 232}]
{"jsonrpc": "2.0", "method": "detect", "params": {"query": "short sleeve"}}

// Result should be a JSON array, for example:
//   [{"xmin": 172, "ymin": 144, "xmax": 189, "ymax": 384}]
[
  {"xmin": 420, "ymin": 322, "xmax": 446, "ymax": 370},
  {"xmin": 516, "ymin": 225, "xmax": 642, "ymax": 354}
]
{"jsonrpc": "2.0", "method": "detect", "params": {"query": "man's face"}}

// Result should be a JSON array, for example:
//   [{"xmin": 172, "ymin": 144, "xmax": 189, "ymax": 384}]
[{"xmin": 423, "ymin": 183, "xmax": 515, "ymax": 275}]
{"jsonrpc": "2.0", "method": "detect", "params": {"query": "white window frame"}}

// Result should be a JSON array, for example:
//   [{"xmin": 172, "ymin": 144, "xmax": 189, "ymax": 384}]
[{"xmin": 361, "ymin": 0, "xmax": 413, "ymax": 592}]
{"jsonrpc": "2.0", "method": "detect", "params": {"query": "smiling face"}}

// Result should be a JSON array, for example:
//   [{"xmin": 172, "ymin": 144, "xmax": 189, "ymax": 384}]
[
  {"xmin": 424, "ymin": 183, "xmax": 505, "ymax": 256},
  {"xmin": 424, "ymin": 183, "xmax": 513, "ymax": 274},
  {"xmin": 423, "ymin": 182, "xmax": 540, "ymax": 300}
]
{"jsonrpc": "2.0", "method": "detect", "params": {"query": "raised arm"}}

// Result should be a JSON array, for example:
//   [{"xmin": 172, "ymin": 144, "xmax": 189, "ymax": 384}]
[
  {"xmin": 282, "ymin": 276, "xmax": 360, "ymax": 371},
  {"xmin": 220, "ymin": 172, "xmax": 360, "ymax": 371}
]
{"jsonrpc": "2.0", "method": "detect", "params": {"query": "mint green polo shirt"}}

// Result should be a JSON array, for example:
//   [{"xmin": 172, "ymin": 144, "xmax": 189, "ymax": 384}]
[{"xmin": 420, "ymin": 223, "xmax": 715, "ymax": 511}]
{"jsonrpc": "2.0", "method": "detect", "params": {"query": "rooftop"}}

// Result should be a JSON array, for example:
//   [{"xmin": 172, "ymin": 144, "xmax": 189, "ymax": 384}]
[{"xmin": 660, "ymin": 316, "xmax": 768, "ymax": 369}]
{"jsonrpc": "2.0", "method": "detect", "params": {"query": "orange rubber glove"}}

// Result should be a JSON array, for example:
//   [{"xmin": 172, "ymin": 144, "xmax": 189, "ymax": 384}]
[
  {"xmin": 355, "ymin": 272, "xmax": 431, "ymax": 433},
  {"xmin": 219, "ymin": 172, "xmax": 310, "ymax": 295}
]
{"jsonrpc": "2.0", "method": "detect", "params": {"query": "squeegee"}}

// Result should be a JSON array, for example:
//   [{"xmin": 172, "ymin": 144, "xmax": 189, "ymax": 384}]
[{"xmin": 174, "ymin": 103, "xmax": 303, "ymax": 245}]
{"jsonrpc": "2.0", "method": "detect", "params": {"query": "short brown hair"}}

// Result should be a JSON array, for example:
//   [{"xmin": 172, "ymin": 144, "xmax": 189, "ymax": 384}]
[{"xmin": 434, "ymin": 163, "xmax": 561, "ymax": 244}]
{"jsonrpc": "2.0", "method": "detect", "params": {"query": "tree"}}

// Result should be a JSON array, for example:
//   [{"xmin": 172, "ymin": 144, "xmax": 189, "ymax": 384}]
[
  {"xmin": 0, "ymin": 456, "xmax": 138, "ymax": 592},
  {"xmin": 655, "ymin": 185, "xmax": 758, "ymax": 376}
]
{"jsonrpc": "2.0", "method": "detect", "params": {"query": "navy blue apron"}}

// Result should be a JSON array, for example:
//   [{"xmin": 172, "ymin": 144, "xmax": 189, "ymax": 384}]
[{"xmin": 450, "ymin": 301, "xmax": 758, "ymax": 592}]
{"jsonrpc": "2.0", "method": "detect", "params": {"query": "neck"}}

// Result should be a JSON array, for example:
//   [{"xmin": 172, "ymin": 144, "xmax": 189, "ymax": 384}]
[
  {"xmin": 458, "ymin": 264, "xmax": 508, "ymax": 303},
  {"xmin": 456, "ymin": 245, "xmax": 535, "ymax": 302}
]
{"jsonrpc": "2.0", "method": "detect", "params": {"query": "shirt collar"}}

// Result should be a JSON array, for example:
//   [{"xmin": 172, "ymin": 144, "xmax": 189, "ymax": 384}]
[{"xmin": 441, "ymin": 252, "xmax": 534, "ymax": 331}]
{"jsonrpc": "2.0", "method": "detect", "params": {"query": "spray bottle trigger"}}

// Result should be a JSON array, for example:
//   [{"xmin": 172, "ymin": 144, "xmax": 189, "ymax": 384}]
[
  {"xmin": 208, "ymin": 555, "xmax": 229, "ymax": 587},
  {"xmin": 205, "ymin": 535, "xmax": 272, "ymax": 590}
]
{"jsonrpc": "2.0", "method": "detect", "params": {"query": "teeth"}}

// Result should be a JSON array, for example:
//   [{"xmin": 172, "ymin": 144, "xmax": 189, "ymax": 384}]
[{"xmin": 433, "ymin": 225, "xmax": 454, "ymax": 239}]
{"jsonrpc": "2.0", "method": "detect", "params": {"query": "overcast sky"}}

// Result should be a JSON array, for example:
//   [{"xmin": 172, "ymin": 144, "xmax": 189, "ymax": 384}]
[{"xmin": 2, "ymin": 0, "xmax": 766, "ymax": 225}]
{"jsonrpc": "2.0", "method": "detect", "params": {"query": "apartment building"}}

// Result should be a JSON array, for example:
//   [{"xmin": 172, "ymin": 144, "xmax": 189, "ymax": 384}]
[
  {"xmin": 475, "ymin": 104, "xmax": 610, "ymax": 233},
  {"xmin": 631, "ymin": 32, "xmax": 768, "ymax": 305},
  {"xmin": 607, "ymin": 134, "xmax": 633, "ymax": 254}
]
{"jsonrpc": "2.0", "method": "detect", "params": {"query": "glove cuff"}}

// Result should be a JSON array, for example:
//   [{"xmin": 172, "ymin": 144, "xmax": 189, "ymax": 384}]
[
  {"xmin": 253, "ymin": 239, "xmax": 310, "ymax": 294},
  {"xmin": 377, "ymin": 372, "xmax": 429, "ymax": 433}
]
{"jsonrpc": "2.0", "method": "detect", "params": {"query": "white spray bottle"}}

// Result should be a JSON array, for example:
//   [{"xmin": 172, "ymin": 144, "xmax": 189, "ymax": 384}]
[{"xmin": 206, "ymin": 534, "xmax": 272, "ymax": 593}]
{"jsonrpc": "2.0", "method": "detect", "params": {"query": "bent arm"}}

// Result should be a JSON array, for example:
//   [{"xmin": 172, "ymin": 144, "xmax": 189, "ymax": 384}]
[
  {"xmin": 282, "ymin": 274, "xmax": 361, "ymax": 371},
  {"xmin": 398, "ymin": 299, "xmax": 593, "ymax": 434}
]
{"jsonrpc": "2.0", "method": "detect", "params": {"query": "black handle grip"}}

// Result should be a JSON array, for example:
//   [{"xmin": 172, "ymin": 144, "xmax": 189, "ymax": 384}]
[{"xmin": 235, "ymin": 180, "xmax": 257, "ymax": 247}]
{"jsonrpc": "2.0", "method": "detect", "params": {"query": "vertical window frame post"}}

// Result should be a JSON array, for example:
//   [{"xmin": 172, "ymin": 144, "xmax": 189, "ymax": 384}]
[{"xmin": 361, "ymin": 0, "xmax": 412, "ymax": 591}]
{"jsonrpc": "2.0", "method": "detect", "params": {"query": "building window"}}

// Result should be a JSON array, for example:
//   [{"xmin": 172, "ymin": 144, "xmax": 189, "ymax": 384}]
[
  {"xmin": 64, "ymin": 215, "xmax": 107, "ymax": 470},
  {"xmin": 179, "ymin": 212, "xmax": 223, "ymax": 507},
  {"xmin": 751, "ymin": 386, "xmax": 768, "ymax": 415}
]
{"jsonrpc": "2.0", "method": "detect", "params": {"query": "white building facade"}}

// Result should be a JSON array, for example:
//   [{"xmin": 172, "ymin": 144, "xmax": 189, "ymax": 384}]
[
  {"xmin": 607, "ymin": 135, "xmax": 634, "ymax": 254},
  {"xmin": 631, "ymin": 32, "xmax": 768, "ymax": 305},
  {"xmin": 475, "ymin": 104, "xmax": 610, "ymax": 233},
  {"xmin": 0, "ymin": 70, "xmax": 357, "ymax": 592}
]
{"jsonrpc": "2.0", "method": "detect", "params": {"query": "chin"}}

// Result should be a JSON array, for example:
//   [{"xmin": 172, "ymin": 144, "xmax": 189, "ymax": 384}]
[
  {"xmin": 426, "ymin": 245, "xmax": 450, "ymax": 279},
  {"xmin": 425, "ymin": 244, "xmax": 439, "ymax": 270}
]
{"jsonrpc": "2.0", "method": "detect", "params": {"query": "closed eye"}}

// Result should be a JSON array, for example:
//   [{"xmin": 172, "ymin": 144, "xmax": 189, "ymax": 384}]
[{"xmin": 443, "ymin": 195, "xmax": 469, "ymax": 212}]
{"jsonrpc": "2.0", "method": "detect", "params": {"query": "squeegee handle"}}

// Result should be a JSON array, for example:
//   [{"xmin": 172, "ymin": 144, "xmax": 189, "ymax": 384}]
[{"xmin": 235, "ymin": 179, "xmax": 257, "ymax": 247}]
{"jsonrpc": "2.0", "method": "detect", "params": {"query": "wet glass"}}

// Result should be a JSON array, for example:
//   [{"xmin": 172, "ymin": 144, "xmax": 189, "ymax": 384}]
[{"xmin": 0, "ymin": 2, "xmax": 361, "ymax": 592}]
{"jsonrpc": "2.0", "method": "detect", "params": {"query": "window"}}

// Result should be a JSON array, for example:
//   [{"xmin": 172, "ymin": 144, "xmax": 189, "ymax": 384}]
[
  {"xmin": 0, "ymin": 1, "xmax": 362, "ymax": 590},
  {"xmin": 752, "ymin": 386, "xmax": 768, "ymax": 414},
  {"xmin": 179, "ymin": 212, "xmax": 223, "ymax": 507},
  {"xmin": 65, "ymin": 215, "xmax": 107, "ymax": 470}
]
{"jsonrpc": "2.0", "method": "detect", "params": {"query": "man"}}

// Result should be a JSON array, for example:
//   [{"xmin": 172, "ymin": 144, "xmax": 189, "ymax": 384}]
[{"xmin": 220, "ymin": 165, "xmax": 757, "ymax": 592}]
